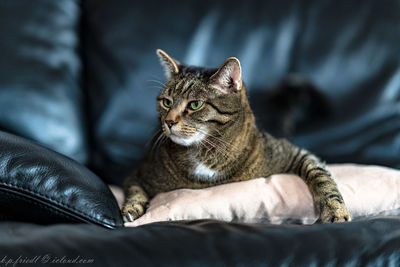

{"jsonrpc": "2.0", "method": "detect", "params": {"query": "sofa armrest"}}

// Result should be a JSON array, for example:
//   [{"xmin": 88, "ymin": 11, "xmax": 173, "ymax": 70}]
[{"xmin": 0, "ymin": 131, "xmax": 123, "ymax": 228}]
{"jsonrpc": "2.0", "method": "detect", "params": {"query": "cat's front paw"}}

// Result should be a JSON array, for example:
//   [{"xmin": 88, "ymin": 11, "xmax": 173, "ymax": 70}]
[
  {"xmin": 122, "ymin": 202, "xmax": 147, "ymax": 222},
  {"xmin": 320, "ymin": 201, "xmax": 352, "ymax": 223}
]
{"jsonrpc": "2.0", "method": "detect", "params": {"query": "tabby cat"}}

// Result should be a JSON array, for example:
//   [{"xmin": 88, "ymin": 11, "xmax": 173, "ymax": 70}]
[{"xmin": 122, "ymin": 49, "xmax": 351, "ymax": 223}]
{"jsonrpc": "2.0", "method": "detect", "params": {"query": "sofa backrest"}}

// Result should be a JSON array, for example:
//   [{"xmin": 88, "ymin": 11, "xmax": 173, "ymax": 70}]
[
  {"xmin": 82, "ymin": 0, "xmax": 400, "ymax": 184},
  {"xmin": 0, "ymin": 0, "xmax": 87, "ymax": 163},
  {"xmin": 1, "ymin": 0, "xmax": 399, "ymax": 185}
]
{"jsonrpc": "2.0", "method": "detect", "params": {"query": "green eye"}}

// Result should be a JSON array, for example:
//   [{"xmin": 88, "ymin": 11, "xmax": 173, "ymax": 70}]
[
  {"xmin": 162, "ymin": 98, "xmax": 173, "ymax": 108},
  {"xmin": 189, "ymin": 100, "xmax": 203, "ymax": 110}
]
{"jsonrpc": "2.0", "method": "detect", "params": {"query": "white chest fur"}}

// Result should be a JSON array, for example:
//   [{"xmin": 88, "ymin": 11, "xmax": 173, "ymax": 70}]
[{"xmin": 193, "ymin": 163, "xmax": 219, "ymax": 180}]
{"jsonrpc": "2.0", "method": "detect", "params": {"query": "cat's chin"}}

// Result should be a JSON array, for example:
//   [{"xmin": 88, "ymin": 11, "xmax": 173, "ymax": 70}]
[{"xmin": 168, "ymin": 131, "xmax": 206, "ymax": 147}]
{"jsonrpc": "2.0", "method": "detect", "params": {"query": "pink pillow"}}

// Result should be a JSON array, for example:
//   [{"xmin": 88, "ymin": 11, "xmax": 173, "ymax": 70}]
[{"xmin": 110, "ymin": 164, "xmax": 400, "ymax": 227}]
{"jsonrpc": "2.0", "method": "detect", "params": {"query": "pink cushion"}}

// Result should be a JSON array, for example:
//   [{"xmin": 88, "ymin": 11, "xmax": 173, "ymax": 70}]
[{"xmin": 111, "ymin": 164, "xmax": 400, "ymax": 227}]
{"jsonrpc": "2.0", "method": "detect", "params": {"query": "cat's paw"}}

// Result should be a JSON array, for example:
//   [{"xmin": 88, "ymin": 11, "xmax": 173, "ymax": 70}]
[
  {"xmin": 320, "ymin": 202, "xmax": 352, "ymax": 223},
  {"xmin": 122, "ymin": 202, "xmax": 146, "ymax": 222}
]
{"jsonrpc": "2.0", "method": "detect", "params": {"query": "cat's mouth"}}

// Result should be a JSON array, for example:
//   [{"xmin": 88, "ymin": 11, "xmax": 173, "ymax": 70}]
[{"xmin": 164, "ymin": 127, "xmax": 207, "ymax": 147}]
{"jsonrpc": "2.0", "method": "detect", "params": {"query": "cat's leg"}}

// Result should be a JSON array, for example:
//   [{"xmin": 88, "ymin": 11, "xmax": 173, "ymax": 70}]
[
  {"xmin": 122, "ymin": 180, "xmax": 149, "ymax": 222},
  {"xmin": 268, "ymin": 137, "xmax": 351, "ymax": 223},
  {"xmin": 285, "ymin": 147, "xmax": 351, "ymax": 223}
]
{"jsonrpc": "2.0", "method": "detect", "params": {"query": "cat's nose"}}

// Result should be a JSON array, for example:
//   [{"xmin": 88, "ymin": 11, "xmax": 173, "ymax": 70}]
[{"xmin": 165, "ymin": 120, "xmax": 177, "ymax": 128}]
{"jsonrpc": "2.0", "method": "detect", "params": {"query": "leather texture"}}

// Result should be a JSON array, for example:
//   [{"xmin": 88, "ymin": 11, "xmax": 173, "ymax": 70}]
[
  {"xmin": 0, "ymin": 218, "xmax": 399, "ymax": 266},
  {"xmin": 83, "ymin": 0, "xmax": 400, "ymax": 185},
  {"xmin": 0, "ymin": 0, "xmax": 88, "ymax": 163},
  {"xmin": 0, "ymin": 131, "xmax": 123, "ymax": 228}
]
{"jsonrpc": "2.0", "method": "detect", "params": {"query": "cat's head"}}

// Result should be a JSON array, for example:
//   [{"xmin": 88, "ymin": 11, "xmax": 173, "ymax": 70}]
[{"xmin": 156, "ymin": 49, "xmax": 248, "ymax": 147}]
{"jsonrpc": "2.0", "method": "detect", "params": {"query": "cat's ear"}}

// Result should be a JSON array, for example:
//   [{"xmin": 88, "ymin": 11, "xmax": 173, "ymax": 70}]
[
  {"xmin": 156, "ymin": 49, "xmax": 180, "ymax": 79},
  {"xmin": 210, "ymin": 57, "xmax": 242, "ymax": 93}
]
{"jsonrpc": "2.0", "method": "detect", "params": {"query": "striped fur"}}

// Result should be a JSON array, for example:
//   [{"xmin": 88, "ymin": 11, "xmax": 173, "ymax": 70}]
[{"xmin": 123, "ymin": 50, "xmax": 351, "ymax": 223}]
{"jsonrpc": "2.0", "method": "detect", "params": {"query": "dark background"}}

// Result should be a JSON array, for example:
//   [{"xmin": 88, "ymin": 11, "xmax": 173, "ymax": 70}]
[{"xmin": 0, "ymin": 0, "xmax": 399, "ymax": 185}]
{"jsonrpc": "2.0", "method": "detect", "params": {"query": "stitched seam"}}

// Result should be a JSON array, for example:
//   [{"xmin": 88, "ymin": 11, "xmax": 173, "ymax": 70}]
[{"xmin": 0, "ymin": 181, "xmax": 117, "ymax": 225}]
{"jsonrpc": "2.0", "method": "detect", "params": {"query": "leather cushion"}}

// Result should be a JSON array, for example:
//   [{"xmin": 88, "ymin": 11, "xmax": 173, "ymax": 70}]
[
  {"xmin": 0, "ymin": 131, "xmax": 123, "ymax": 228},
  {"xmin": 0, "ymin": 0, "xmax": 88, "ymax": 163}
]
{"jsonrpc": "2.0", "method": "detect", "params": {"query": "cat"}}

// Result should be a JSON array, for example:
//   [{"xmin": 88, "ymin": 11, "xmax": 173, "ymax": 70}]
[{"xmin": 122, "ymin": 49, "xmax": 351, "ymax": 224}]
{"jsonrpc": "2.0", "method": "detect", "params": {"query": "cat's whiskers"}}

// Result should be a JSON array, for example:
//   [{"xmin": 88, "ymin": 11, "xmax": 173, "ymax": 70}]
[
  {"xmin": 146, "ymin": 80, "xmax": 166, "ymax": 91},
  {"xmin": 203, "ymin": 126, "xmax": 240, "ymax": 151},
  {"xmin": 149, "ymin": 74, "xmax": 164, "ymax": 81},
  {"xmin": 179, "ymin": 126, "xmax": 197, "ymax": 136},
  {"xmin": 184, "ymin": 121, "xmax": 236, "ymax": 153},
  {"xmin": 199, "ymin": 140, "xmax": 216, "ymax": 157},
  {"xmin": 146, "ymin": 79, "xmax": 165, "ymax": 87},
  {"xmin": 202, "ymin": 138, "xmax": 231, "ymax": 159},
  {"xmin": 150, "ymin": 131, "xmax": 166, "ymax": 156},
  {"xmin": 196, "ymin": 128, "xmax": 239, "ymax": 154},
  {"xmin": 200, "ymin": 140, "xmax": 214, "ymax": 154},
  {"xmin": 199, "ymin": 140, "xmax": 218, "ymax": 160},
  {"xmin": 148, "ymin": 85, "xmax": 164, "ymax": 90},
  {"xmin": 146, "ymin": 129, "xmax": 162, "ymax": 148}
]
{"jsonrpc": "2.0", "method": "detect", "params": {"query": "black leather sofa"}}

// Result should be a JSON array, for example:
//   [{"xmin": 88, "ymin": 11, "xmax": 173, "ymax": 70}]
[{"xmin": 0, "ymin": 0, "xmax": 399, "ymax": 265}]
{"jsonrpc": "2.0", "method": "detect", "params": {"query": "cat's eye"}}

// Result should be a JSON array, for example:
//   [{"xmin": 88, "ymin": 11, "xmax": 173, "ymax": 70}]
[
  {"xmin": 162, "ymin": 98, "xmax": 173, "ymax": 108},
  {"xmin": 189, "ymin": 100, "xmax": 203, "ymax": 110}
]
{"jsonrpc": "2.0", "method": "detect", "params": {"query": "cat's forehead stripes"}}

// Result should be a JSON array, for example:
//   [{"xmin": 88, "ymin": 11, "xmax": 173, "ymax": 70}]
[
  {"xmin": 175, "ymin": 79, "xmax": 195, "ymax": 95},
  {"xmin": 180, "ymin": 80, "xmax": 195, "ymax": 95},
  {"xmin": 170, "ymin": 77, "xmax": 206, "ymax": 98},
  {"xmin": 162, "ymin": 67, "xmax": 218, "ymax": 101},
  {"xmin": 174, "ymin": 79, "xmax": 184, "ymax": 90}
]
